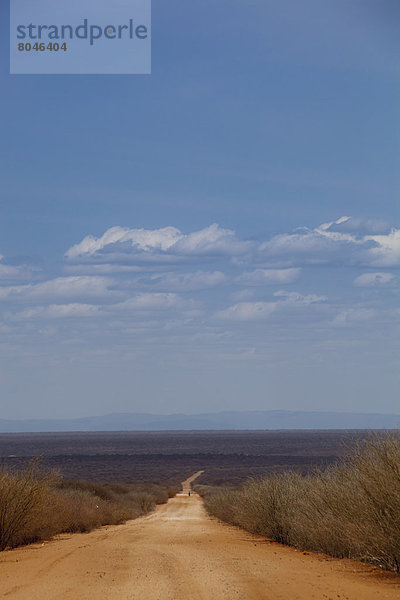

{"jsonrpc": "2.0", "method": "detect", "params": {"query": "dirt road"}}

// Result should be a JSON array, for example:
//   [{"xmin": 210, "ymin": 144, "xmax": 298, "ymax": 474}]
[{"xmin": 1, "ymin": 472, "xmax": 399, "ymax": 600}]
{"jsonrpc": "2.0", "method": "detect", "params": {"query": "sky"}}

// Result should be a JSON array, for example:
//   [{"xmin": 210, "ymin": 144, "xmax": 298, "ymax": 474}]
[{"xmin": 0, "ymin": 0, "xmax": 399, "ymax": 419}]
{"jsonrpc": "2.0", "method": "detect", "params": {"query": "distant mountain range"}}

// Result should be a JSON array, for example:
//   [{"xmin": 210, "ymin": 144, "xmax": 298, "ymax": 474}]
[{"xmin": 0, "ymin": 410, "xmax": 399, "ymax": 433}]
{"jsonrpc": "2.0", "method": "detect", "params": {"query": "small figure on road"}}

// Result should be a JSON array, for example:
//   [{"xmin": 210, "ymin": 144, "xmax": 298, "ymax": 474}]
[{"xmin": 188, "ymin": 491, "xmax": 191, "ymax": 496}]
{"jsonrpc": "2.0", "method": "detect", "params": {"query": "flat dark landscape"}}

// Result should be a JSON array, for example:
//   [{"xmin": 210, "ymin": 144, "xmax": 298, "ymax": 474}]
[{"xmin": 0, "ymin": 430, "xmax": 379, "ymax": 486}]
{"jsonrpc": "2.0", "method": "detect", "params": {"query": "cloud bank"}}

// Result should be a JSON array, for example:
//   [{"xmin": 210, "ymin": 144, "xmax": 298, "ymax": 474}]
[
  {"xmin": 0, "ymin": 218, "xmax": 397, "ymax": 343},
  {"xmin": 259, "ymin": 217, "xmax": 400, "ymax": 267},
  {"xmin": 65, "ymin": 224, "xmax": 251, "ymax": 263},
  {"xmin": 65, "ymin": 218, "xmax": 400, "ymax": 271}
]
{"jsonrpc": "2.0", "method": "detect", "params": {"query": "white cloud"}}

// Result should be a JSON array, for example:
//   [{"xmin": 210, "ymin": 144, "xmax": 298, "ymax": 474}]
[
  {"xmin": 0, "ymin": 256, "xmax": 41, "ymax": 283},
  {"xmin": 65, "ymin": 226, "xmax": 181, "ymax": 259},
  {"xmin": 217, "ymin": 288, "xmax": 327, "ymax": 321},
  {"xmin": 231, "ymin": 289, "xmax": 255, "ymax": 301},
  {"xmin": 354, "ymin": 272, "xmax": 396, "ymax": 287},
  {"xmin": 1, "ymin": 216, "xmax": 397, "ymax": 345},
  {"xmin": 114, "ymin": 293, "xmax": 185, "ymax": 311},
  {"xmin": 147, "ymin": 270, "xmax": 226, "ymax": 291},
  {"xmin": 259, "ymin": 216, "xmax": 400, "ymax": 267},
  {"xmin": 323, "ymin": 216, "xmax": 391, "ymax": 235},
  {"xmin": 333, "ymin": 309, "xmax": 376, "ymax": 326},
  {"xmin": 236, "ymin": 268, "xmax": 300, "ymax": 286},
  {"xmin": 172, "ymin": 224, "xmax": 250, "ymax": 256},
  {"xmin": 64, "ymin": 218, "xmax": 400, "ymax": 276},
  {"xmin": 0, "ymin": 276, "xmax": 113, "ymax": 303},
  {"xmin": 0, "ymin": 264, "xmax": 33, "ymax": 281},
  {"xmin": 273, "ymin": 290, "xmax": 327, "ymax": 304},
  {"xmin": 217, "ymin": 301, "xmax": 276, "ymax": 321},
  {"xmin": 66, "ymin": 223, "xmax": 250, "ymax": 262},
  {"xmin": 64, "ymin": 264, "xmax": 144, "ymax": 275},
  {"xmin": 13, "ymin": 304, "xmax": 101, "ymax": 320},
  {"xmin": 259, "ymin": 216, "xmax": 357, "ymax": 262},
  {"xmin": 364, "ymin": 229, "xmax": 400, "ymax": 267}
]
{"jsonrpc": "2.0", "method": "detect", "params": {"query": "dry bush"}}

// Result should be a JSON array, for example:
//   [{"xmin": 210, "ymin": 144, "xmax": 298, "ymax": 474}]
[
  {"xmin": 332, "ymin": 432, "xmax": 400, "ymax": 571},
  {"xmin": 0, "ymin": 462, "xmax": 178, "ymax": 551},
  {"xmin": 202, "ymin": 486, "xmax": 241, "ymax": 526},
  {"xmin": 287, "ymin": 467, "xmax": 364, "ymax": 557},
  {"xmin": 128, "ymin": 492, "xmax": 155, "ymax": 513},
  {"xmin": 203, "ymin": 431, "xmax": 400, "ymax": 572},
  {"xmin": 0, "ymin": 461, "xmax": 56, "ymax": 550},
  {"xmin": 235, "ymin": 472, "xmax": 303, "ymax": 544},
  {"xmin": 57, "ymin": 479, "xmax": 114, "ymax": 501},
  {"xmin": 136, "ymin": 484, "xmax": 167, "ymax": 505},
  {"xmin": 56, "ymin": 489, "xmax": 107, "ymax": 532},
  {"xmin": 193, "ymin": 484, "xmax": 214, "ymax": 497},
  {"xmin": 105, "ymin": 482, "xmax": 131, "ymax": 495},
  {"xmin": 167, "ymin": 486, "xmax": 180, "ymax": 498},
  {"xmin": 291, "ymin": 433, "xmax": 400, "ymax": 570}
]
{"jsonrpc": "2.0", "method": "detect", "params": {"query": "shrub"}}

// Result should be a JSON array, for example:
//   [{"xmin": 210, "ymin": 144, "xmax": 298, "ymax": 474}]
[
  {"xmin": 129, "ymin": 492, "xmax": 155, "ymax": 513},
  {"xmin": 0, "ymin": 462, "xmax": 178, "ymax": 551},
  {"xmin": 235, "ymin": 472, "xmax": 303, "ymax": 544},
  {"xmin": 203, "ymin": 431, "xmax": 400, "ymax": 573},
  {"xmin": 204, "ymin": 487, "xmax": 240, "ymax": 526},
  {"xmin": 0, "ymin": 461, "xmax": 56, "ymax": 550}
]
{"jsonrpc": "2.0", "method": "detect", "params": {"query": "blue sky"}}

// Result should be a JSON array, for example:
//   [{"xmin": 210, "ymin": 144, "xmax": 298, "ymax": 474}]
[{"xmin": 0, "ymin": 0, "xmax": 399, "ymax": 419}]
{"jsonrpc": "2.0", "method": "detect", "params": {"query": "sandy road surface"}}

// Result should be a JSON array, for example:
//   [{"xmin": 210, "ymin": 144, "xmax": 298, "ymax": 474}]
[{"xmin": 1, "ymin": 472, "xmax": 399, "ymax": 600}]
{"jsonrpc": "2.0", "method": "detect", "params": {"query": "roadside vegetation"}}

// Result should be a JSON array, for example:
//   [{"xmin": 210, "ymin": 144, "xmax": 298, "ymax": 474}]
[
  {"xmin": 0, "ymin": 460, "xmax": 178, "ymax": 551},
  {"xmin": 196, "ymin": 431, "xmax": 400, "ymax": 573}
]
